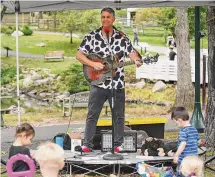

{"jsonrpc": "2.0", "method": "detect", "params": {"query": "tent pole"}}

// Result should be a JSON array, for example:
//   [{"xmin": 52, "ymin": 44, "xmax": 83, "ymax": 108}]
[
  {"xmin": 191, "ymin": 6, "xmax": 205, "ymax": 133},
  {"xmin": 15, "ymin": 1, "xmax": 20, "ymax": 125}
]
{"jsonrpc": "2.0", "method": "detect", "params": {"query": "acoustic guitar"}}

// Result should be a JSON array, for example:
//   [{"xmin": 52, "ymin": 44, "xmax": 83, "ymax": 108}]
[{"xmin": 83, "ymin": 53, "xmax": 159, "ymax": 85}]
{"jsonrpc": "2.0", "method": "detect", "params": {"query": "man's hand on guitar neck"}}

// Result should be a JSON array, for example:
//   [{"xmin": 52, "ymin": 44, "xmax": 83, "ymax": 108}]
[
  {"xmin": 129, "ymin": 51, "xmax": 142, "ymax": 68},
  {"xmin": 134, "ymin": 59, "xmax": 142, "ymax": 68}
]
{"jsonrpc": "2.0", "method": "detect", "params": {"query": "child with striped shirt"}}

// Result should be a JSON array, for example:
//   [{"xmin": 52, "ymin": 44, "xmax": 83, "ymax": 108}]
[{"xmin": 171, "ymin": 107, "xmax": 202, "ymax": 177}]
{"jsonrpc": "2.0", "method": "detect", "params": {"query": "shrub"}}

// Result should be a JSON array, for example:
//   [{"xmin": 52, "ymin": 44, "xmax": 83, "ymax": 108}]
[
  {"xmin": 5, "ymin": 28, "xmax": 13, "ymax": 35},
  {"xmin": 4, "ymin": 26, "xmax": 18, "ymax": 35},
  {"xmin": 61, "ymin": 63, "xmax": 89, "ymax": 93},
  {"xmin": 8, "ymin": 26, "xmax": 16, "ymax": 31},
  {"xmin": 1, "ymin": 26, "xmax": 7, "ymax": 33},
  {"xmin": 124, "ymin": 65, "xmax": 140, "ymax": 83},
  {"xmin": 22, "ymin": 25, "xmax": 33, "ymax": 36},
  {"xmin": 1, "ymin": 66, "xmax": 17, "ymax": 85}
]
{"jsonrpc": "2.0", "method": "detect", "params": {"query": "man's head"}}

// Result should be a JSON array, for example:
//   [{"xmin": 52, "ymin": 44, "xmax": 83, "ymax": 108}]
[
  {"xmin": 171, "ymin": 106, "xmax": 189, "ymax": 127},
  {"xmin": 101, "ymin": 7, "xmax": 115, "ymax": 28}
]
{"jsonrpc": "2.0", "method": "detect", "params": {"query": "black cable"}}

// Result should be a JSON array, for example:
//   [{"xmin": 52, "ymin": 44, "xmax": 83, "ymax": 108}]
[{"xmin": 64, "ymin": 92, "xmax": 77, "ymax": 136}]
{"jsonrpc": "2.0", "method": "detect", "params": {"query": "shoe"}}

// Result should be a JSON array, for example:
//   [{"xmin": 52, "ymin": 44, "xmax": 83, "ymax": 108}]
[
  {"xmin": 114, "ymin": 145, "xmax": 124, "ymax": 153},
  {"xmin": 75, "ymin": 145, "xmax": 91, "ymax": 153}
]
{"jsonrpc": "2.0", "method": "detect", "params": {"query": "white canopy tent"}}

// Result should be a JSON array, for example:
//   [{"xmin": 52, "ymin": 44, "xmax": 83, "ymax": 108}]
[
  {"xmin": 2, "ymin": 1, "xmax": 215, "ymax": 13},
  {"xmin": 1, "ymin": 0, "xmax": 215, "ymax": 125}
]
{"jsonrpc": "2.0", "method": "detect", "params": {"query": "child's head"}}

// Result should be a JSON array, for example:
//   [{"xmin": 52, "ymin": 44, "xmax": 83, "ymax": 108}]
[
  {"xmin": 15, "ymin": 123, "xmax": 35, "ymax": 146},
  {"xmin": 171, "ymin": 106, "xmax": 189, "ymax": 127},
  {"xmin": 35, "ymin": 142, "xmax": 64, "ymax": 171},
  {"xmin": 180, "ymin": 156, "xmax": 204, "ymax": 177}
]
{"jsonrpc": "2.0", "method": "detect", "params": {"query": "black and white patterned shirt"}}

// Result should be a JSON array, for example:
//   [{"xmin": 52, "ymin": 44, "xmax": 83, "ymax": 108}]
[{"xmin": 78, "ymin": 27, "xmax": 135, "ymax": 89}]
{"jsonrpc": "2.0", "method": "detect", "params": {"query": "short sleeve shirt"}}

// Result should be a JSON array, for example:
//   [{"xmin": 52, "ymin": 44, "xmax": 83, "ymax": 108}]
[
  {"xmin": 9, "ymin": 145, "xmax": 32, "ymax": 172},
  {"xmin": 169, "ymin": 51, "xmax": 176, "ymax": 61},
  {"xmin": 78, "ymin": 27, "xmax": 135, "ymax": 89},
  {"xmin": 177, "ymin": 126, "xmax": 200, "ymax": 164}
]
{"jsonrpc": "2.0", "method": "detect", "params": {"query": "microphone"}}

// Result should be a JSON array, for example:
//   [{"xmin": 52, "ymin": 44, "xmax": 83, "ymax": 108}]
[{"xmin": 103, "ymin": 26, "xmax": 110, "ymax": 43}]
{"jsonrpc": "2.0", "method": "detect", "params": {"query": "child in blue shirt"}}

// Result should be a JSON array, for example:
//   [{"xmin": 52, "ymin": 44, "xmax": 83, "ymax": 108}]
[{"xmin": 171, "ymin": 107, "xmax": 202, "ymax": 177}]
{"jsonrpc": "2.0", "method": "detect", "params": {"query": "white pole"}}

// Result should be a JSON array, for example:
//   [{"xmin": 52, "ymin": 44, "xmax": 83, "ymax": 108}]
[{"xmin": 16, "ymin": 10, "xmax": 20, "ymax": 125}]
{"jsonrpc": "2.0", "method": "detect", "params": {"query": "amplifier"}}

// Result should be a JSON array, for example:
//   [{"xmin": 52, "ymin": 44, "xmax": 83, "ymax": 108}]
[{"xmin": 101, "ymin": 130, "xmax": 137, "ymax": 152}]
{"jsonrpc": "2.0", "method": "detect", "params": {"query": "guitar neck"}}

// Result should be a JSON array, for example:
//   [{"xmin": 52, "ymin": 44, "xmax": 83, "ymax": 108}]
[{"xmin": 118, "ymin": 60, "xmax": 135, "ymax": 67}]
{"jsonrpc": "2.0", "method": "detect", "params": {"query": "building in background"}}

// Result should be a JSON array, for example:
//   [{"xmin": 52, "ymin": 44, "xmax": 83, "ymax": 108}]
[{"xmin": 127, "ymin": 8, "xmax": 137, "ymax": 26}]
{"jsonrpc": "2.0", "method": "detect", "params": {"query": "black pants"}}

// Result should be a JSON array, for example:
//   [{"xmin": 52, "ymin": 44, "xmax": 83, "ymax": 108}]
[{"xmin": 83, "ymin": 85, "xmax": 125, "ymax": 149}]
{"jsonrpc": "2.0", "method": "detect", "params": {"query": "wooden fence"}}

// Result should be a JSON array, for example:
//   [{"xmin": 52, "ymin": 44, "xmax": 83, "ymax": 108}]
[{"xmin": 136, "ymin": 56, "xmax": 208, "ymax": 84}]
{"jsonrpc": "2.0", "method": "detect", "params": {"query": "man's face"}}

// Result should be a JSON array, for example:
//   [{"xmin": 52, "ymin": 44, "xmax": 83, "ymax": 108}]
[{"xmin": 101, "ymin": 11, "xmax": 115, "ymax": 27}]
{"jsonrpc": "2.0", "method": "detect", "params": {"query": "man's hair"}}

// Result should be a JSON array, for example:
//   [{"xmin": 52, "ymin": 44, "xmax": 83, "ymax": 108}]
[
  {"xmin": 101, "ymin": 7, "xmax": 115, "ymax": 17},
  {"xmin": 171, "ymin": 106, "xmax": 189, "ymax": 121},
  {"xmin": 35, "ymin": 142, "xmax": 64, "ymax": 169}
]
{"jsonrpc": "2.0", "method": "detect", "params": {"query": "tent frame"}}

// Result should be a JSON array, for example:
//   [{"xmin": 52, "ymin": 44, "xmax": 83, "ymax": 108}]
[{"xmin": 2, "ymin": 1, "xmax": 208, "ymax": 129}]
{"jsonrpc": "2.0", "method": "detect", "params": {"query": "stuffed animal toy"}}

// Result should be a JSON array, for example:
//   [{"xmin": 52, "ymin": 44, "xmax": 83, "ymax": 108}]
[
  {"xmin": 163, "ymin": 140, "xmax": 177, "ymax": 156},
  {"xmin": 141, "ymin": 137, "xmax": 177, "ymax": 157}
]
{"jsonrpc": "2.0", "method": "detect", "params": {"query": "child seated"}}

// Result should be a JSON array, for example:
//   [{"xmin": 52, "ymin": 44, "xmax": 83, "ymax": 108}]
[
  {"xmin": 35, "ymin": 142, "xmax": 64, "ymax": 177},
  {"xmin": 180, "ymin": 156, "xmax": 204, "ymax": 177}
]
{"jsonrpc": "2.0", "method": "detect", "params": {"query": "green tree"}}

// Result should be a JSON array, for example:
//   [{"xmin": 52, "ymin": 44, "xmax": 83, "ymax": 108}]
[
  {"xmin": 115, "ymin": 9, "xmax": 127, "ymax": 17},
  {"xmin": 134, "ymin": 8, "xmax": 162, "ymax": 24},
  {"xmin": 57, "ymin": 10, "xmax": 100, "ymax": 43},
  {"xmin": 157, "ymin": 8, "xmax": 177, "ymax": 37},
  {"xmin": 188, "ymin": 7, "xmax": 207, "ymax": 39},
  {"xmin": 134, "ymin": 8, "xmax": 162, "ymax": 34},
  {"xmin": 79, "ymin": 10, "xmax": 100, "ymax": 33},
  {"xmin": 157, "ymin": 7, "xmax": 207, "ymax": 39},
  {"xmin": 57, "ymin": 10, "xmax": 83, "ymax": 43}
]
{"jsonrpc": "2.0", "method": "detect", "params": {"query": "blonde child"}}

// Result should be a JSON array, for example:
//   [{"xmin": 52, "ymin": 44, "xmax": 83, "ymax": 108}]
[
  {"xmin": 35, "ymin": 142, "xmax": 64, "ymax": 177},
  {"xmin": 180, "ymin": 156, "xmax": 204, "ymax": 177},
  {"xmin": 8, "ymin": 122, "xmax": 35, "ymax": 172}
]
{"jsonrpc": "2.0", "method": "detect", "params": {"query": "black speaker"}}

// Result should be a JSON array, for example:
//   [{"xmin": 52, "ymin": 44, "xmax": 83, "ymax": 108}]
[{"xmin": 101, "ymin": 130, "xmax": 137, "ymax": 152}]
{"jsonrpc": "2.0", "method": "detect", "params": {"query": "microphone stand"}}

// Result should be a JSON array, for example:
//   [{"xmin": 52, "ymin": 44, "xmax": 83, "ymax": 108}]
[{"xmin": 103, "ymin": 30, "xmax": 123, "ymax": 160}]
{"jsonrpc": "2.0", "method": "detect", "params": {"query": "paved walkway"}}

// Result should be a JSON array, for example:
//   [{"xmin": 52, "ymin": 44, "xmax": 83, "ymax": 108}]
[
  {"xmin": 1, "ymin": 30, "xmax": 208, "ymax": 59},
  {"xmin": 1, "ymin": 118, "xmax": 178, "ymax": 143},
  {"xmin": 135, "ymin": 42, "xmax": 207, "ymax": 58},
  {"xmin": 1, "ymin": 42, "xmax": 206, "ymax": 60},
  {"xmin": 1, "ymin": 50, "xmax": 44, "ymax": 59}
]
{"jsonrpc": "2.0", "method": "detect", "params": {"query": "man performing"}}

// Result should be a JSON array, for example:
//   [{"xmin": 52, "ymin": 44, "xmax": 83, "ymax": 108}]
[{"xmin": 76, "ymin": 7, "xmax": 142, "ymax": 153}]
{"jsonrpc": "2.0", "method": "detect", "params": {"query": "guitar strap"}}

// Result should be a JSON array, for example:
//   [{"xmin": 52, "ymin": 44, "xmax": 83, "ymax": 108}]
[{"xmin": 114, "ymin": 26, "xmax": 142, "ymax": 60}]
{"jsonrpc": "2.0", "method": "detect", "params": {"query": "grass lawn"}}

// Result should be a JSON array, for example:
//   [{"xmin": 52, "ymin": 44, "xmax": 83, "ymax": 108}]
[
  {"xmin": 1, "ymin": 56, "xmax": 76, "ymax": 74},
  {"xmin": 125, "ymin": 26, "xmax": 208, "ymax": 48},
  {"xmin": 1, "ymin": 26, "xmax": 208, "ymax": 60},
  {"xmin": 1, "ymin": 33, "xmax": 82, "ymax": 57},
  {"xmin": 125, "ymin": 26, "xmax": 166, "ymax": 46}
]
